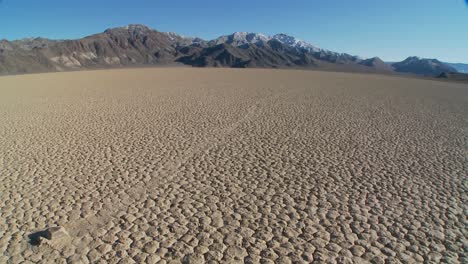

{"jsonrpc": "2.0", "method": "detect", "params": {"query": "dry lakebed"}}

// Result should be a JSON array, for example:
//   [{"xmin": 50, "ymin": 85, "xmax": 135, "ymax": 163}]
[{"xmin": 0, "ymin": 68, "xmax": 467, "ymax": 263}]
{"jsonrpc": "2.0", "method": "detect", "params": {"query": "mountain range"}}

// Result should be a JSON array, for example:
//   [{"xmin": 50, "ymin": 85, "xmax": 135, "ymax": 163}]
[{"xmin": 0, "ymin": 24, "xmax": 464, "ymax": 77}]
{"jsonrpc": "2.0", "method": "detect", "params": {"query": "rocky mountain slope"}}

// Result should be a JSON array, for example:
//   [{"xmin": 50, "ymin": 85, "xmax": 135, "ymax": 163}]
[
  {"xmin": 0, "ymin": 24, "xmax": 461, "ymax": 76},
  {"xmin": 177, "ymin": 39, "xmax": 321, "ymax": 68},
  {"xmin": 0, "ymin": 25, "xmax": 181, "ymax": 74}
]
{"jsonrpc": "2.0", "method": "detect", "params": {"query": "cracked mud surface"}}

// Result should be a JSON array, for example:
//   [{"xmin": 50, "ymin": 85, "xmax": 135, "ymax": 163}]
[{"xmin": 0, "ymin": 68, "xmax": 467, "ymax": 263}]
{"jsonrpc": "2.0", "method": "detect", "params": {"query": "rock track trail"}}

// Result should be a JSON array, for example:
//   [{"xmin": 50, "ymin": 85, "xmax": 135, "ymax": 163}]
[{"xmin": 0, "ymin": 68, "xmax": 467, "ymax": 263}]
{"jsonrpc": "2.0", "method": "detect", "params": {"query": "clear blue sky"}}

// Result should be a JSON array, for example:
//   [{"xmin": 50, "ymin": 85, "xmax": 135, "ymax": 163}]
[{"xmin": 1, "ymin": 0, "xmax": 467, "ymax": 63}]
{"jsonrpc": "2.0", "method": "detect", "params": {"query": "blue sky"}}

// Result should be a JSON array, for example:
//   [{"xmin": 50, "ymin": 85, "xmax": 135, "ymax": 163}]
[{"xmin": 1, "ymin": 0, "xmax": 467, "ymax": 63}]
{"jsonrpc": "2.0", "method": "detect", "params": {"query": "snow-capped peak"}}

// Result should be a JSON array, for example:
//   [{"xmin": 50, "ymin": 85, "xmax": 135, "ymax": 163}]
[
  {"xmin": 162, "ymin": 32, "xmax": 206, "ymax": 46},
  {"xmin": 212, "ymin": 32, "xmax": 270, "ymax": 46},
  {"xmin": 233, "ymin": 32, "xmax": 269, "ymax": 43},
  {"xmin": 271, "ymin": 34, "xmax": 297, "ymax": 46},
  {"xmin": 272, "ymin": 34, "xmax": 321, "ymax": 53},
  {"xmin": 163, "ymin": 32, "xmax": 185, "ymax": 41},
  {"xmin": 211, "ymin": 32, "xmax": 323, "ymax": 53}
]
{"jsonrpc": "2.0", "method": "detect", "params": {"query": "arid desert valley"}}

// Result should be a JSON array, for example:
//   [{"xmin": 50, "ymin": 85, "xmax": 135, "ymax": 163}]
[{"xmin": 0, "ymin": 68, "xmax": 467, "ymax": 263}]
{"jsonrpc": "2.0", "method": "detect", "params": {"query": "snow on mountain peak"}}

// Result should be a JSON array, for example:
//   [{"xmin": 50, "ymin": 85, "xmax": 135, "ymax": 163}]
[
  {"xmin": 234, "ymin": 32, "xmax": 269, "ymax": 42},
  {"xmin": 271, "ymin": 34, "xmax": 296, "ymax": 45},
  {"xmin": 271, "ymin": 34, "xmax": 321, "ymax": 53},
  {"xmin": 212, "ymin": 32, "xmax": 323, "ymax": 53},
  {"xmin": 161, "ymin": 32, "xmax": 206, "ymax": 46},
  {"xmin": 211, "ymin": 32, "xmax": 270, "ymax": 46}
]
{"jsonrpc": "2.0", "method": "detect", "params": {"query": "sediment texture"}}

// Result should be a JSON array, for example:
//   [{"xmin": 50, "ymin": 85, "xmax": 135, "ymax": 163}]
[{"xmin": 0, "ymin": 68, "xmax": 467, "ymax": 263}]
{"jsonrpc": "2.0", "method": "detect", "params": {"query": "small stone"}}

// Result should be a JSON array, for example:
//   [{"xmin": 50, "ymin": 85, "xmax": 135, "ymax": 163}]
[{"xmin": 45, "ymin": 226, "xmax": 69, "ymax": 240}]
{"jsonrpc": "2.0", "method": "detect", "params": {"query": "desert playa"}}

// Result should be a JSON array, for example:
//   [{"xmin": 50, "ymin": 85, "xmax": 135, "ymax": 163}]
[{"xmin": 0, "ymin": 68, "xmax": 467, "ymax": 263}]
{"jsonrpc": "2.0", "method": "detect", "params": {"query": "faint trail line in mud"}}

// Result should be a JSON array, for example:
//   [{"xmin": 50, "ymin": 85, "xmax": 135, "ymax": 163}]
[
  {"xmin": 80, "ymin": 90, "xmax": 284, "ymax": 225},
  {"xmin": 146, "ymin": 90, "xmax": 283, "ymax": 184}
]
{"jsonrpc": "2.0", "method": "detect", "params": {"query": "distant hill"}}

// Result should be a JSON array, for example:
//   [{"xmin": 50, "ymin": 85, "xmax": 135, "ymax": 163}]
[
  {"xmin": 392, "ymin": 57, "xmax": 457, "ymax": 76},
  {"xmin": 444, "ymin": 62, "xmax": 468, "ymax": 73},
  {"xmin": 0, "ymin": 24, "xmax": 461, "ymax": 77},
  {"xmin": 359, "ymin": 57, "xmax": 393, "ymax": 71}
]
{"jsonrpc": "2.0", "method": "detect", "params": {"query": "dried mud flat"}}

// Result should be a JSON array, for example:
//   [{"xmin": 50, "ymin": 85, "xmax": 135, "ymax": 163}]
[{"xmin": 0, "ymin": 68, "xmax": 467, "ymax": 264}]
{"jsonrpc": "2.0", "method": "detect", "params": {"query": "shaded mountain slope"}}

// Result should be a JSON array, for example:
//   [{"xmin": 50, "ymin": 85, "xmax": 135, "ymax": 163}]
[
  {"xmin": 177, "ymin": 40, "xmax": 321, "ymax": 68},
  {"xmin": 0, "ymin": 25, "xmax": 182, "ymax": 74},
  {"xmin": 437, "ymin": 72, "xmax": 468, "ymax": 82}
]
